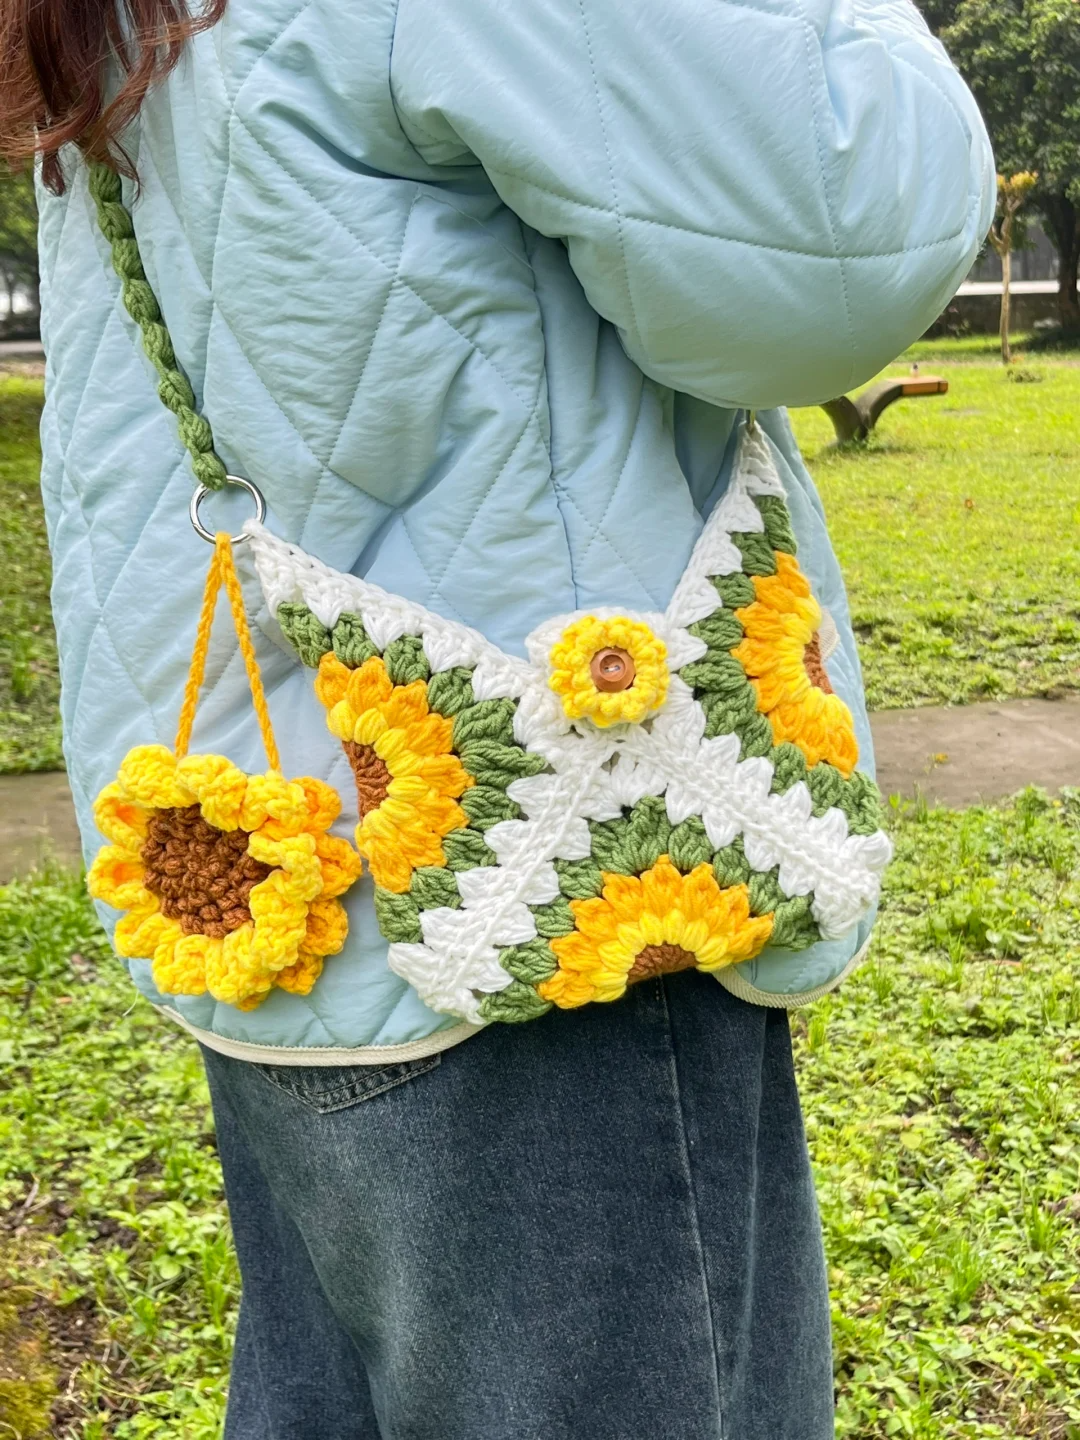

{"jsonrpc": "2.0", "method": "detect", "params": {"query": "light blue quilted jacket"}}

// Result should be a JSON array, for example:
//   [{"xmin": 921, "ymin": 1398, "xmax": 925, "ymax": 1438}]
[{"xmin": 38, "ymin": 0, "xmax": 994, "ymax": 1062}]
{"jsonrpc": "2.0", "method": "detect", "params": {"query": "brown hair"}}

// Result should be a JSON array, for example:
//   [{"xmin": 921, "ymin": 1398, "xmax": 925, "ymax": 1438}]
[{"xmin": 0, "ymin": 0, "xmax": 226, "ymax": 192}]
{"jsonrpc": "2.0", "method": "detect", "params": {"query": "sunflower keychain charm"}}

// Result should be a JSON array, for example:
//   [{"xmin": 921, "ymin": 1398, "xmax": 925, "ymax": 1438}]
[{"xmin": 88, "ymin": 481, "xmax": 362, "ymax": 1012}]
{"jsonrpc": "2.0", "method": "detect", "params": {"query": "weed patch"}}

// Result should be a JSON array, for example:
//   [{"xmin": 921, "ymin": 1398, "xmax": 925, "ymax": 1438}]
[{"xmin": 0, "ymin": 376, "xmax": 60, "ymax": 773}]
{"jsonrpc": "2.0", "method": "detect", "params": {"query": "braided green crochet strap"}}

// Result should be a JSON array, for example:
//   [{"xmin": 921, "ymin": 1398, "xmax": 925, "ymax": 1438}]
[{"xmin": 87, "ymin": 162, "xmax": 228, "ymax": 492}]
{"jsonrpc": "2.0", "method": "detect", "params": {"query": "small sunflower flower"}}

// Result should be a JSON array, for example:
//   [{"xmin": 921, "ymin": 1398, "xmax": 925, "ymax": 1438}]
[
  {"xmin": 315, "ymin": 653, "xmax": 474, "ymax": 894},
  {"xmin": 539, "ymin": 855, "xmax": 774, "ymax": 1008},
  {"xmin": 548, "ymin": 615, "xmax": 669, "ymax": 728},
  {"xmin": 88, "ymin": 746, "xmax": 362, "ymax": 1011},
  {"xmin": 732, "ymin": 552, "xmax": 858, "ymax": 776}
]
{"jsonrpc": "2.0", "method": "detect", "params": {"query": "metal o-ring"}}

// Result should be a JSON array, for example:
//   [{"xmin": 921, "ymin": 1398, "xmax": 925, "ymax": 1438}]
[{"xmin": 189, "ymin": 475, "xmax": 267, "ymax": 545}]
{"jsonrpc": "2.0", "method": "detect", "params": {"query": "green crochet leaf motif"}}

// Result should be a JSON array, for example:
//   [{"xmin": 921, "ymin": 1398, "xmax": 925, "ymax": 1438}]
[
  {"xmin": 382, "ymin": 634, "xmax": 430, "ymax": 685},
  {"xmin": 332, "ymin": 611, "xmax": 378, "ymax": 668},
  {"xmin": 478, "ymin": 980, "xmax": 553, "ymax": 1024},
  {"xmin": 276, "ymin": 602, "xmax": 333, "ymax": 668}
]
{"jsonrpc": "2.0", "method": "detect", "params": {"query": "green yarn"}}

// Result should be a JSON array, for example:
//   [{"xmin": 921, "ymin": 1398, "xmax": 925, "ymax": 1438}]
[
  {"xmin": 755, "ymin": 495, "xmax": 797, "ymax": 555},
  {"xmin": 622, "ymin": 796, "xmax": 671, "ymax": 873},
  {"xmin": 554, "ymin": 856, "xmax": 604, "ymax": 900},
  {"xmin": 425, "ymin": 668, "xmax": 476, "ymax": 718},
  {"xmin": 460, "ymin": 784, "xmax": 521, "ymax": 830},
  {"xmin": 457, "ymin": 739, "xmax": 547, "ymax": 790},
  {"xmin": 409, "ymin": 867, "xmax": 461, "ymax": 910},
  {"xmin": 478, "ymin": 980, "xmax": 553, "ymax": 1024},
  {"xmin": 498, "ymin": 937, "xmax": 559, "ymax": 984},
  {"xmin": 712, "ymin": 572, "xmax": 756, "ymax": 609},
  {"xmin": 770, "ymin": 742, "xmax": 809, "ymax": 794},
  {"xmin": 737, "ymin": 712, "xmax": 775, "ymax": 760},
  {"xmin": 668, "ymin": 817, "xmax": 714, "ymax": 872},
  {"xmin": 374, "ymin": 868, "xmax": 461, "ymax": 945},
  {"xmin": 383, "ymin": 634, "xmax": 430, "ymax": 686},
  {"xmin": 748, "ymin": 868, "xmax": 785, "ymax": 915},
  {"xmin": 373, "ymin": 888, "xmax": 422, "ymax": 944},
  {"xmin": 769, "ymin": 895, "xmax": 821, "ymax": 951},
  {"xmin": 452, "ymin": 698, "xmax": 517, "ymax": 748},
  {"xmin": 687, "ymin": 609, "xmax": 745, "ymax": 652},
  {"xmin": 680, "ymin": 653, "xmax": 749, "ymax": 696},
  {"xmin": 846, "ymin": 771, "xmax": 886, "ymax": 836},
  {"xmin": 88, "ymin": 163, "xmax": 228, "ymax": 492},
  {"xmin": 699, "ymin": 689, "xmax": 758, "ymax": 741},
  {"xmin": 731, "ymin": 530, "xmax": 777, "ymax": 577},
  {"xmin": 276, "ymin": 603, "xmax": 332, "ymax": 668},
  {"xmin": 713, "ymin": 837, "xmax": 751, "ymax": 888},
  {"xmin": 588, "ymin": 815, "xmax": 635, "ymax": 875},
  {"xmin": 531, "ymin": 897, "xmax": 577, "ymax": 939},
  {"xmin": 806, "ymin": 763, "xmax": 846, "ymax": 816},
  {"xmin": 332, "ymin": 613, "xmax": 378, "ymax": 668},
  {"xmin": 442, "ymin": 828, "xmax": 497, "ymax": 871}
]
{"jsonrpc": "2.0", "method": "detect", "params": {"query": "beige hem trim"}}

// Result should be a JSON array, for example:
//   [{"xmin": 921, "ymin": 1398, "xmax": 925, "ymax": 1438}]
[
  {"xmin": 715, "ymin": 935, "xmax": 872, "ymax": 1010},
  {"xmin": 155, "ymin": 1005, "xmax": 484, "ymax": 1066}
]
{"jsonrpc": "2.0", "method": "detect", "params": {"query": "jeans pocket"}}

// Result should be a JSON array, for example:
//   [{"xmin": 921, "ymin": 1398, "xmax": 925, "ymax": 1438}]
[{"xmin": 252, "ymin": 1054, "xmax": 441, "ymax": 1114}]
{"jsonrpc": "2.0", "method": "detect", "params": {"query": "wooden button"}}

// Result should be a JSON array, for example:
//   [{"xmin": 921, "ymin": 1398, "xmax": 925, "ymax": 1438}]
[{"xmin": 590, "ymin": 647, "xmax": 636, "ymax": 692}]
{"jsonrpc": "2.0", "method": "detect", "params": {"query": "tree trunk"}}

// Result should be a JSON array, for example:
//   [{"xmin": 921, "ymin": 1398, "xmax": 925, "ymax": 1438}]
[
  {"xmin": 1000, "ymin": 243, "xmax": 1012, "ymax": 363},
  {"xmin": 1043, "ymin": 194, "xmax": 1080, "ymax": 329}
]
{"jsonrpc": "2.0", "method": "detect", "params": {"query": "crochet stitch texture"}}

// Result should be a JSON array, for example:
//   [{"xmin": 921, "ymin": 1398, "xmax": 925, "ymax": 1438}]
[{"xmin": 250, "ymin": 424, "xmax": 891, "ymax": 1025}]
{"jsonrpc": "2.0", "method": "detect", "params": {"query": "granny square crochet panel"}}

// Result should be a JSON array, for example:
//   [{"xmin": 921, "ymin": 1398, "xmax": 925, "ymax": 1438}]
[{"xmin": 248, "ymin": 424, "xmax": 892, "ymax": 1025}]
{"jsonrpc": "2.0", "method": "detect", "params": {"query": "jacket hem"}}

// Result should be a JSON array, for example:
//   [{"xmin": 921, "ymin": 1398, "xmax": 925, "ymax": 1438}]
[
  {"xmin": 714, "ymin": 935, "xmax": 871, "ymax": 1010},
  {"xmin": 155, "ymin": 1005, "xmax": 485, "ymax": 1065}
]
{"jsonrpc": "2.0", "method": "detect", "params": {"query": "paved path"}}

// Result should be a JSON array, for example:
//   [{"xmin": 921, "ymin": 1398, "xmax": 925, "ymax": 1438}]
[
  {"xmin": 2, "ymin": 695, "xmax": 1079, "ymax": 883},
  {"xmin": 871, "ymin": 694, "xmax": 1080, "ymax": 809}
]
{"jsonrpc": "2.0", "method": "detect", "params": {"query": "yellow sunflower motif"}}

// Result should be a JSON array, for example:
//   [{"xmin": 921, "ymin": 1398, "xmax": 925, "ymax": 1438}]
[
  {"xmin": 87, "ymin": 746, "xmax": 361, "ymax": 1011},
  {"xmin": 315, "ymin": 653, "xmax": 474, "ymax": 894},
  {"xmin": 539, "ymin": 855, "xmax": 775, "ymax": 1009},
  {"xmin": 548, "ymin": 615, "xmax": 669, "ymax": 727},
  {"xmin": 732, "ymin": 552, "xmax": 858, "ymax": 777}
]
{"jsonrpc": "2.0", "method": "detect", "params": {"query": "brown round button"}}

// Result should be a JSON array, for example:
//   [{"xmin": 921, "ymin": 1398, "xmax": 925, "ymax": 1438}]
[{"xmin": 590, "ymin": 647, "xmax": 636, "ymax": 693}]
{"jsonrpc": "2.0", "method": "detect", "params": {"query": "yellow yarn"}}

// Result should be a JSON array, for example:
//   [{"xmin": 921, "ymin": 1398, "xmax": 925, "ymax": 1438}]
[
  {"xmin": 539, "ymin": 855, "xmax": 775, "ymax": 1009},
  {"xmin": 548, "ymin": 615, "xmax": 669, "ymax": 727},
  {"xmin": 175, "ymin": 533, "xmax": 280, "ymax": 771},
  {"xmin": 87, "ymin": 536, "xmax": 363, "ymax": 1010},
  {"xmin": 89, "ymin": 748, "xmax": 361, "ymax": 1009},
  {"xmin": 732, "ymin": 552, "xmax": 858, "ymax": 777},
  {"xmin": 315, "ymin": 652, "xmax": 473, "ymax": 893}
]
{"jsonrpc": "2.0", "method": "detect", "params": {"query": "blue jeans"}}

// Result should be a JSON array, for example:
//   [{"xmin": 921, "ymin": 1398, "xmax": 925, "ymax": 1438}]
[{"xmin": 202, "ymin": 970, "xmax": 834, "ymax": 1439}]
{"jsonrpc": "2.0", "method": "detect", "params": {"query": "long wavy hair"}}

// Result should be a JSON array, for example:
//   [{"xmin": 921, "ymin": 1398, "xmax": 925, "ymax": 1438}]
[{"xmin": 0, "ymin": 0, "xmax": 225, "ymax": 192}]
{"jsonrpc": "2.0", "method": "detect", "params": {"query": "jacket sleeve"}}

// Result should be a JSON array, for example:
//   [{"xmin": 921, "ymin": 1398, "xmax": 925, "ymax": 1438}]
[{"xmin": 390, "ymin": 0, "xmax": 995, "ymax": 410}]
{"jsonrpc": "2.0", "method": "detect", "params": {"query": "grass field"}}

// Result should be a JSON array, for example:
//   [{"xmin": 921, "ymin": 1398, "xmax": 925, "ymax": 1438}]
[
  {"xmin": 789, "ymin": 350, "xmax": 1080, "ymax": 710},
  {"xmin": 0, "ymin": 375, "xmax": 61, "ymax": 773},
  {"xmin": 2, "ymin": 789, "xmax": 1079, "ymax": 1437}
]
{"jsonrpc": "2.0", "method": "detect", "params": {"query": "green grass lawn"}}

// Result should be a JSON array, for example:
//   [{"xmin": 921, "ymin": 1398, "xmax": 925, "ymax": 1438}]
[
  {"xmin": 2, "ymin": 789, "xmax": 1079, "ymax": 1437},
  {"xmin": 789, "ymin": 350, "xmax": 1080, "ymax": 710},
  {"xmin": 0, "ymin": 375, "xmax": 61, "ymax": 773}
]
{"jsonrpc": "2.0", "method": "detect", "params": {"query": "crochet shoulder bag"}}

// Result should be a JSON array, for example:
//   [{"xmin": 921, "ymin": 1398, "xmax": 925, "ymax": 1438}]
[{"xmin": 86, "ymin": 162, "xmax": 891, "ymax": 1027}]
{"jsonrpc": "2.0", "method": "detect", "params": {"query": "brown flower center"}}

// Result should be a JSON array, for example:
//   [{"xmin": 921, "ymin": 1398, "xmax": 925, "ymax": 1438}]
[
  {"xmin": 627, "ymin": 943, "xmax": 698, "ymax": 984},
  {"xmin": 803, "ymin": 632, "xmax": 833, "ymax": 694},
  {"xmin": 141, "ymin": 805, "xmax": 271, "ymax": 938},
  {"xmin": 343, "ymin": 741, "xmax": 392, "ymax": 818}
]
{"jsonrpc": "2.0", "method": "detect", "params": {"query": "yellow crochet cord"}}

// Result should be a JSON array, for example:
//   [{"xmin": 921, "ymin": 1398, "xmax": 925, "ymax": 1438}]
[{"xmin": 174, "ymin": 533, "xmax": 282, "ymax": 772}]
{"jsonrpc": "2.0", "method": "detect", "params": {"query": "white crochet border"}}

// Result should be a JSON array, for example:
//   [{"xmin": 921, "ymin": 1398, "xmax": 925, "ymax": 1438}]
[{"xmin": 246, "ymin": 426, "xmax": 891, "ymax": 1023}]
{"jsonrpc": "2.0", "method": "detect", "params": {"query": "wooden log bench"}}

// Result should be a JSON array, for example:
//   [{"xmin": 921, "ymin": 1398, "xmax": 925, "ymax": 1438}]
[{"xmin": 819, "ymin": 369, "xmax": 948, "ymax": 444}]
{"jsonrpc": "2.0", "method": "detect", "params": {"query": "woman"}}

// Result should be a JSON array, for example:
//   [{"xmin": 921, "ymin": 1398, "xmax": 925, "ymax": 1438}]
[{"xmin": 4, "ymin": 0, "xmax": 992, "ymax": 1434}]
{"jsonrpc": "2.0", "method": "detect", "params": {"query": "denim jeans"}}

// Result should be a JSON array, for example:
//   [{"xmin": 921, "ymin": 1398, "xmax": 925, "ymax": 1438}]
[{"xmin": 202, "ymin": 970, "xmax": 834, "ymax": 1440}]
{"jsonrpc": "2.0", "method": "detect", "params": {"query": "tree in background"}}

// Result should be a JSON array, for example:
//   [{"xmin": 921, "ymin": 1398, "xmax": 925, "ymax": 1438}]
[
  {"xmin": 0, "ymin": 165, "xmax": 38, "ymax": 332},
  {"xmin": 989, "ymin": 171, "xmax": 1038, "ymax": 362},
  {"xmin": 922, "ymin": 0, "xmax": 1080, "ymax": 332}
]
